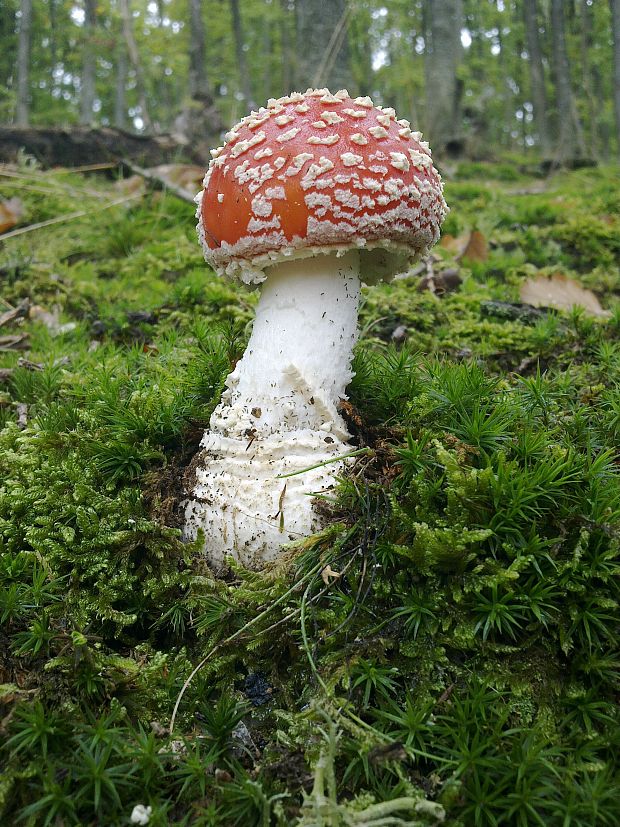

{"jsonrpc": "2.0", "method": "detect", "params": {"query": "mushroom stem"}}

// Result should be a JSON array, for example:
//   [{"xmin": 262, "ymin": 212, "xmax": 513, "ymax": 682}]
[{"xmin": 184, "ymin": 250, "xmax": 361, "ymax": 568}]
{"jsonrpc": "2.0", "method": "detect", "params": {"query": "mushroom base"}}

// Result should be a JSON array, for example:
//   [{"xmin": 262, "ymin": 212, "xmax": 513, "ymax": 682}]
[{"xmin": 184, "ymin": 429, "xmax": 350, "ymax": 569}]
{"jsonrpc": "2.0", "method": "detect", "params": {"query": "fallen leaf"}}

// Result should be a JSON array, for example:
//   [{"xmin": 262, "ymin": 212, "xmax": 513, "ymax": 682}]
[
  {"xmin": 520, "ymin": 273, "xmax": 609, "ymax": 317},
  {"xmin": 461, "ymin": 230, "xmax": 488, "ymax": 262},
  {"xmin": 321, "ymin": 565, "xmax": 341, "ymax": 585},
  {"xmin": 114, "ymin": 174, "xmax": 146, "ymax": 197},
  {"xmin": 440, "ymin": 230, "xmax": 488, "ymax": 262},
  {"xmin": 417, "ymin": 267, "xmax": 462, "ymax": 295},
  {"xmin": 151, "ymin": 164, "xmax": 204, "ymax": 192},
  {"xmin": 0, "ymin": 197, "xmax": 23, "ymax": 234},
  {"xmin": 439, "ymin": 233, "xmax": 468, "ymax": 255}
]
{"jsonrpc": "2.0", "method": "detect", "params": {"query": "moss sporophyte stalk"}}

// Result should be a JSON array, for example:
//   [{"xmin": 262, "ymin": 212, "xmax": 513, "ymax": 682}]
[{"xmin": 0, "ymin": 153, "xmax": 619, "ymax": 825}]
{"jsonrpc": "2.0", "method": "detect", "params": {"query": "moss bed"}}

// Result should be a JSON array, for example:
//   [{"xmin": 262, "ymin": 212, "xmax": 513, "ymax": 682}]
[{"xmin": 0, "ymin": 159, "xmax": 619, "ymax": 825}]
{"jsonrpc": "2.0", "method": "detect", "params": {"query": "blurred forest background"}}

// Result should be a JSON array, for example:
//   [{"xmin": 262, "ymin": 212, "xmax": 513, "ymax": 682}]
[{"xmin": 2, "ymin": 0, "xmax": 620, "ymax": 166}]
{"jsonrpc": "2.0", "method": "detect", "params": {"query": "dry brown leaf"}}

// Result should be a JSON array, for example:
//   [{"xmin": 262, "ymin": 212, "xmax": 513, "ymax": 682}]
[
  {"xmin": 460, "ymin": 230, "xmax": 488, "ymax": 262},
  {"xmin": 0, "ymin": 197, "xmax": 24, "ymax": 234},
  {"xmin": 151, "ymin": 164, "xmax": 204, "ymax": 193},
  {"xmin": 439, "ymin": 233, "xmax": 468, "ymax": 255},
  {"xmin": 440, "ymin": 230, "xmax": 488, "ymax": 262},
  {"xmin": 520, "ymin": 273, "xmax": 609, "ymax": 317},
  {"xmin": 321, "ymin": 565, "xmax": 342, "ymax": 585},
  {"xmin": 114, "ymin": 174, "xmax": 146, "ymax": 197}
]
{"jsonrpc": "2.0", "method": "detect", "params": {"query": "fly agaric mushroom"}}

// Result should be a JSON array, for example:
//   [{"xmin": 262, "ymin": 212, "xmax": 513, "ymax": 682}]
[{"xmin": 184, "ymin": 89, "xmax": 448, "ymax": 568}]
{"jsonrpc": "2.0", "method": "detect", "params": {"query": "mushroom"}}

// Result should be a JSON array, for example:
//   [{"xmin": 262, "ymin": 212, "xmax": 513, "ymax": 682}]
[{"xmin": 184, "ymin": 89, "xmax": 448, "ymax": 569}]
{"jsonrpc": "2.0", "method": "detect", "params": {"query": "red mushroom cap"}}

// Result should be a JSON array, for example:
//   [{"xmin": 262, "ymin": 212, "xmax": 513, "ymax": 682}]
[{"xmin": 197, "ymin": 89, "xmax": 448, "ymax": 284}]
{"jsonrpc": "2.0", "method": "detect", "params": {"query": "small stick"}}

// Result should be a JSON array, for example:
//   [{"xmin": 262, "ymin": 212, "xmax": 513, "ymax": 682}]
[
  {"xmin": 0, "ymin": 299, "xmax": 29, "ymax": 329},
  {"xmin": 49, "ymin": 162, "xmax": 118, "ymax": 173}
]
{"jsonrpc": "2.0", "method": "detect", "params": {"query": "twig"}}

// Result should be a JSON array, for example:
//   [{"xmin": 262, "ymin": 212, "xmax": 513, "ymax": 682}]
[
  {"xmin": 0, "ymin": 193, "xmax": 142, "ymax": 241},
  {"xmin": 0, "ymin": 334, "xmax": 29, "ymax": 351},
  {"xmin": 0, "ymin": 299, "xmax": 29, "ymax": 329},
  {"xmin": 49, "ymin": 162, "xmax": 118, "ymax": 173},
  {"xmin": 119, "ymin": 160, "xmax": 196, "ymax": 204}
]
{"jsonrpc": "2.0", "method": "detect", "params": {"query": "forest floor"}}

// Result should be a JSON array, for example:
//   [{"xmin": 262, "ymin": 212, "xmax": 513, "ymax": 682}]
[{"xmin": 0, "ymin": 157, "xmax": 619, "ymax": 826}]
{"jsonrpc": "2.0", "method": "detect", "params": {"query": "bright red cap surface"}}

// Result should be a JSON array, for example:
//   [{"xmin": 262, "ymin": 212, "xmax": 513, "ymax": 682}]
[{"xmin": 197, "ymin": 89, "xmax": 448, "ymax": 284}]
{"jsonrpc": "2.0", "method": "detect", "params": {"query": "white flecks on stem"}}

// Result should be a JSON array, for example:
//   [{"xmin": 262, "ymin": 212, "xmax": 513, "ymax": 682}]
[{"xmin": 184, "ymin": 251, "xmax": 361, "ymax": 568}]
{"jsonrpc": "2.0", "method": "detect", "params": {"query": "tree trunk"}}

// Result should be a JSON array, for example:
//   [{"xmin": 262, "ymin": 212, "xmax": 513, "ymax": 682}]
[
  {"xmin": 550, "ymin": 0, "xmax": 586, "ymax": 164},
  {"xmin": 16, "ymin": 0, "xmax": 32, "ymax": 127},
  {"xmin": 295, "ymin": 0, "xmax": 352, "ymax": 91},
  {"xmin": 114, "ymin": 39, "xmax": 127, "ymax": 129},
  {"xmin": 261, "ymin": 16, "xmax": 272, "ymax": 102},
  {"xmin": 188, "ymin": 0, "xmax": 209, "ymax": 101},
  {"xmin": 611, "ymin": 0, "xmax": 620, "ymax": 157},
  {"xmin": 579, "ymin": 0, "xmax": 597, "ymax": 153},
  {"xmin": 119, "ymin": 0, "xmax": 153, "ymax": 132},
  {"xmin": 0, "ymin": 126, "xmax": 201, "ymax": 167},
  {"xmin": 80, "ymin": 0, "xmax": 97, "ymax": 126},
  {"xmin": 229, "ymin": 0, "xmax": 255, "ymax": 111},
  {"xmin": 183, "ymin": 0, "xmax": 223, "ymax": 152},
  {"xmin": 495, "ymin": 13, "xmax": 514, "ymax": 147},
  {"xmin": 523, "ymin": 0, "xmax": 550, "ymax": 156},
  {"xmin": 49, "ymin": 0, "xmax": 57, "ymax": 95},
  {"xmin": 279, "ymin": 0, "xmax": 294, "ymax": 93},
  {"xmin": 424, "ymin": 0, "xmax": 464, "ymax": 157}
]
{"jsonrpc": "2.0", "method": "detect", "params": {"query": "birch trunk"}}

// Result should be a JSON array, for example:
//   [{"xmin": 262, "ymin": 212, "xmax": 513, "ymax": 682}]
[
  {"xmin": 114, "ymin": 40, "xmax": 127, "ymax": 129},
  {"xmin": 80, "ymin": 0, "xmax": 97, "ymax": 126},
  {"xmin": 119, "ymin": 0, "xmax": 153, "ymax": 132},
  {"xmin": 16, "ymin": 0, "xmax": 32, "ymax": 127}
]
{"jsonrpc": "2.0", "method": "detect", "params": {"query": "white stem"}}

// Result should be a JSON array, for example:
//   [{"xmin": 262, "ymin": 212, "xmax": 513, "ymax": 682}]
[
  {"xmin": 211, "ymin": 250, "xmax": 361, "ymax": 440},
  {"xmin": 184, "ymin": 251, "xmax": 361, "ymax": 568}
]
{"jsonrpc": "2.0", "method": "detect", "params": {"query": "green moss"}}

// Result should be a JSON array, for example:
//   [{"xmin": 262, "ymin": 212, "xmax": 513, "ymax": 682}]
[{"xmin": 1, "ymin": 163, "xmax": 619, "ymax": 825}]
